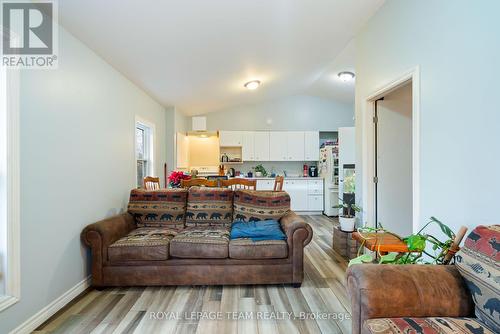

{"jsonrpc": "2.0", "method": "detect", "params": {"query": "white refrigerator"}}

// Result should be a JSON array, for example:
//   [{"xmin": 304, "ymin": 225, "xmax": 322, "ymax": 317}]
[{"xmin": 319, "ymin": 145, "xmax": 339, "ymax": 216}]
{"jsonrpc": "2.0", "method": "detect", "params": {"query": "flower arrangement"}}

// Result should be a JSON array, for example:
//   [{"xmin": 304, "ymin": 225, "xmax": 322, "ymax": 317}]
[{"xmin": 168, "ymin": 171, "xmax": 191, "ymax": 188}]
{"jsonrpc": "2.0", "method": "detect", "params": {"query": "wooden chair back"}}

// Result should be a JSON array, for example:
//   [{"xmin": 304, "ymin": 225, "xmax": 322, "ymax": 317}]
[
  {"xmin": 181, "ymin": 178, "xmax": 218, "ymax": 188},
  {"xmin": 220, "ymin": 178, "xmax": 257, "ymax": 190},
  {"xmin": 273, "ymin": 176, "xmax": 284, "ymax": 191},
  {"xmin": 143, "ymin": 176, "xmax": 161, "ymax": 190}
]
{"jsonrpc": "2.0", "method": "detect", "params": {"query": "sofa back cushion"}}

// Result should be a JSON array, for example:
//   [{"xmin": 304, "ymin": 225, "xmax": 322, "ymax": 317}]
[
  {"xmin": 456, "ymin": 225, "xmax": 499, "ymax": 332},
  {"xmin": 127, "ymin": 188, "xmax": 188, "ymax": 229},
  {"xmin": 185, "ymin": 187, "xmax": 233, "ymax": 227},
  {"xmin": 233, "ymin": 190, "xmax": 290, "ymax": 223}
]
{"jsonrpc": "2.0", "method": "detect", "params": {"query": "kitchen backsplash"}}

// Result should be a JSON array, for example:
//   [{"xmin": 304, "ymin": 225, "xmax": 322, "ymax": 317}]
[{"xmin": 235, "ymin": 161, "xmax": 317, "ymax": 177}]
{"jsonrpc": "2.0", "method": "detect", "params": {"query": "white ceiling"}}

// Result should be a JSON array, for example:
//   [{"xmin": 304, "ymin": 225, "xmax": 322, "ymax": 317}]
[{"xmin": 59, "ymin": 0, "xmax": 384, "ymax": 115}]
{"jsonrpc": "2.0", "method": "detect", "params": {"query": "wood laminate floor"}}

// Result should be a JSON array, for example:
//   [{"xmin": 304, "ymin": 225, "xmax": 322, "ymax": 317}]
[{"xmin": 35, "ymin": 215, "xmax": 350, "ymax": 334}]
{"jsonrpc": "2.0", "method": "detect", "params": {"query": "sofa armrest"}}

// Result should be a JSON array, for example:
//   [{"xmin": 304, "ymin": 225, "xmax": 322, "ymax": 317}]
[
  {"xmin": 81, "ymin": 213, "xmax": 135, "ymax": 285},
  {"xmin": 280, "ymin": 211, "xmax": 313, "ymax": 247},
  {"xmin": 346, "ymin": 264, "xmax": 474, "ymax": 334},
  {"xmin": 280, "ymin": 211, "xmax": 313, "ymax": 284}
]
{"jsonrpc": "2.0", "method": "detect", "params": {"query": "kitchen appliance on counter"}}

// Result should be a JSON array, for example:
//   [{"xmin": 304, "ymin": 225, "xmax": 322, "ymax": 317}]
[
  {"xmin": 308, "ymin": 165, "xmax": 318, "ymax": 177},
  {"xmin": 303, "ymin": 164, "xmax": 308, "ymax": 177}
]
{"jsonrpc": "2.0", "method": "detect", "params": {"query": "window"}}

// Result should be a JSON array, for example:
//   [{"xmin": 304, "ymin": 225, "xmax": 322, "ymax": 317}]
[
  {"xmin": 135, "ymin": 119, "xmax": 155, "ymax": 188},
  {"xmin": 0, "ymin": 55, "xmax": 20, "ymax": 311}
]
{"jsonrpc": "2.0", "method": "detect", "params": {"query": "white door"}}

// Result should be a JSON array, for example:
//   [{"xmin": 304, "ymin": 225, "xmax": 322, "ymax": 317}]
[
  {"xmin": 304, "ymin": 131, "xmax": 319, "ymax": 161},
  {"xmin": 286, "ymin": 132, "xmax": 305, "ymax": 161},
  {"xmin": 219, "ymin": 131, "xmax": 242, "ymax": 146},
  {"xmin": 376, "ymin": 83, "xmax": 412, "ymax": 236},
  {"xmin": 241, "ymin": 131, "xmax": 255, "ymax": 161},
  {"xmin": 254, "ymin": 132, "xmax": 270, "ymax": 161},
  {"xmin": 269, "ymin": 132, "xmax": 288, "ymax": 161}
]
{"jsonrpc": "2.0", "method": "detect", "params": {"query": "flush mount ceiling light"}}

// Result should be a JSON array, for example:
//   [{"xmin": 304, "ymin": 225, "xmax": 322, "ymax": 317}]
[
  {"xmin": 244, "ymin": 80, "xmax": 261, "ymax": 90},
  {"xmin": 338, "ymin": 71, "xmax": 355, "ymax": 82}
]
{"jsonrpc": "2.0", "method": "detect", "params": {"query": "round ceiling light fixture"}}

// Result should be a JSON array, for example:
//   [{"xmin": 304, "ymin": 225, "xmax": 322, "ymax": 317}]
[
  {"xmin": 338, "ymin": 71, "xmax": 355, "ymax": 82},
  {"xmin": 244, "ymin": 80, "xmax": 261, "ymax": 90}
]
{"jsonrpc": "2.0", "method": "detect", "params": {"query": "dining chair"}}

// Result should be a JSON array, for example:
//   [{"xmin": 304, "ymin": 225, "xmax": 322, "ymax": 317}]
[
  {"xmin": 143, "ymin": 176, "xmax": 161, "ymax": 190},
  {"xmin": 273, "ymin": 176, "xmax": 284, "ymax": 191},
  {"xmin": 181, "ymin": 178, "xmax": 218, "ymax": 188},
  {"xmin": 220, "ymin": 178, "xmax": 257, "ymax": 190}
]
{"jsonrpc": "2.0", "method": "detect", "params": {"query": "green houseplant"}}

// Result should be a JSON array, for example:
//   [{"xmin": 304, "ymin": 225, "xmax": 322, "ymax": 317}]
[
  {"xmin": 348, "ymin": 216, "xmax": 456, "ymax": 266},
  {"xmin": 253, "ymin": 164, "xmax": 268, "ymax": 177},
  {"xmin": 334, "ymin": 198, "xmax": 361, "ymax": 232}
]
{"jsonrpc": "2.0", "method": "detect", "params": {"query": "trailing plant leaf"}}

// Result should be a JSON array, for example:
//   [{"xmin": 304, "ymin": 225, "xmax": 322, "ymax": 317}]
[
  {"xmin": 430, "ymin": 216, "xmax": 455, "ymax": 239},
  {"xmin": 405, "ymin": 235, "xmax": 426, "ymax": 251},
  {"xmin": 379, "ymin": 253, "xmax": 398, "ymax": 264},
  {"xmin": 348, "ymin": 254, "xmax": 373, "ymax": 267}
]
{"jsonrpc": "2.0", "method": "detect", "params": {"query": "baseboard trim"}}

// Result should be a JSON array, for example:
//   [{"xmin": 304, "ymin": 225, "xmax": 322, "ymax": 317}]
[{"xmin": 10, "ymin": 276, "xmax": 91, "ymax": 334}]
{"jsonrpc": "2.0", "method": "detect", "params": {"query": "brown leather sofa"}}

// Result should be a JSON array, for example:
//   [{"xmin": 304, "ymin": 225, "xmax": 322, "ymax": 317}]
[
  {"xmin": 82, "ymin": 187, "xmax": 313, "ymax": 288},
  {"xmin": 346, "ymin": 225, "xmax": 499, "ymax": 334}
]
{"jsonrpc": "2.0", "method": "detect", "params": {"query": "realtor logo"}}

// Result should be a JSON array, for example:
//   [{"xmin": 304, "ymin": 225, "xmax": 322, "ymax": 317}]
[{"xmin": 1, "ymin": 0, "xmax": 58, "ymax": 68}]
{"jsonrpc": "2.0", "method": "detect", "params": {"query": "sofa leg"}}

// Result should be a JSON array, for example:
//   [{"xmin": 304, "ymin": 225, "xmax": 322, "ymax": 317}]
[
  {"xmin": 292, "ymin": 283, "xmax": 302, "ymax": 288},
  {"xmin": 93, "ymin": 286, "xmax": 106, "ymax": 291}
]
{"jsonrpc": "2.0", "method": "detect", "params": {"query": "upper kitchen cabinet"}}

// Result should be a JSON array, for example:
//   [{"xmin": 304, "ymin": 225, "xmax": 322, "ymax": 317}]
[
  {"xmin": 304, "ymin": 131, "xmax": 320, "ymax": 161},
  {"xmin": 254, "ymin": 132, "xmax": 270, "ymax": 161},
  {"xmin": 219, "ymin": 131, "xmax": 242, "ymax": 146},
  {"xmin": 287, "ymin": 131, "xmax": 305, "ymax": 161},
  {"xmin": 241, "ymin": 131, "xmax": 255, "ymax": 161},
  {"xmin": 269, "ymin": 131, "xmax": 288, "ymax": 161}
]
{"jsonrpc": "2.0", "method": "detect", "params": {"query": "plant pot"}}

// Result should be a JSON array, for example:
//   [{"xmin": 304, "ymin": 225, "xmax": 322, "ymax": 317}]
[
  {"xmin": 339, "ymin": 216, "xmax": 356, "ymax": 232},
  {"xmin": 254, "ymin": 172, "xmax": 263, "ymax": 177}
]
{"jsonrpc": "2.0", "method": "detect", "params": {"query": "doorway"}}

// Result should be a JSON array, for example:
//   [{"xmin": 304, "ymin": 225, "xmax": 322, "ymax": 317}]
[{"xmin": 374, "ymin": 82, "xmax": 413, "ymax": 236}]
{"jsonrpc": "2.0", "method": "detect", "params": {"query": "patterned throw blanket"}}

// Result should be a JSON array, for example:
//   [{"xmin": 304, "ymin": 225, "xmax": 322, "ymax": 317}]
[{"xmin": 230, "ymin": 220, "xmax": 286, "ymax": 242}]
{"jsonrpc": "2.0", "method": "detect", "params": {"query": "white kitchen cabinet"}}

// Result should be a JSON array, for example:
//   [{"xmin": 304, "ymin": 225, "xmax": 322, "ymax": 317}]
[
  {"xmin": 284, "ymin": 179, "xmax": 308, "ymax": 211},
  {"xmin": 307, "ymin": 179, "xmax": 324, "ymax": 195},
  {"xmin": 256, "ymin": 179, "xmax": 274, "ymax": 190},
  {"xmin": 308, "ymin": 195, "xmax": 324, "ymax": 211},
  {"xmin": 304, "ymin": 131, "xmax": 320, "ymax": 161},
  {"xmin": 219, "ymin": 131, "xmax": 242, "ymax": 147},
  {"xmin": 241, "ymin": 131, "xmax": 255, "ymax": 161},
  {"xmin": 287, "ymin": 131, "xmax": 305, "ymax": 161},
  {"xmin": 269, "ymin": 132, "xmax": 288, "ymax": 161},
  {"xmin": 254, "ymin": 132, "xmax": 270, "ymax": 161}
]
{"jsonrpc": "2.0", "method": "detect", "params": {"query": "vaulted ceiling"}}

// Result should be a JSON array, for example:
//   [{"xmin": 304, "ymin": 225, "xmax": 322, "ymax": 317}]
[{"xmin": 59, "ymin": 0, "xmax": 384, "ymax": 115}]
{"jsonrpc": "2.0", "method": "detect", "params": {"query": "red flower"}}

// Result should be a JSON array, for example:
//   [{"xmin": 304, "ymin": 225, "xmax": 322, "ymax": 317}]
[{"xmin": 168, "ymin": 171, "xmax": 191, "ymax": 188}]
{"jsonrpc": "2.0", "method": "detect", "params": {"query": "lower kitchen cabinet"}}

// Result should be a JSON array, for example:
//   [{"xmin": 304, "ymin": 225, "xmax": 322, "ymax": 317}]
[{"xmin": 254, "ymin": 178, "xmax": 324, "ymax": 213}]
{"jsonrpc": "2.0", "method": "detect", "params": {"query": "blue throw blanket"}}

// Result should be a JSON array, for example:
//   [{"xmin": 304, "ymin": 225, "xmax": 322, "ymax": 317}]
[{"xmin": 230, "ymin": 220, "xmax": 286, "ymax": 242}]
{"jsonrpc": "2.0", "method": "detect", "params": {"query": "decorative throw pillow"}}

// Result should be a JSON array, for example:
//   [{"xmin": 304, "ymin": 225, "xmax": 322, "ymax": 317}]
[
  {"xmin": 455, "ymin": 225, "xmax": 500, "ymax": 333},
  {"xmin": 127, "ymin": 188, "xmax": 188, "ymax": 229},
  {"xmin": 185, "ymin": 186, "xmax": 233, "ymax": 227},
  {"xmin": 233, "ymin": 190, "xmax": 290, "ymax": 223}
]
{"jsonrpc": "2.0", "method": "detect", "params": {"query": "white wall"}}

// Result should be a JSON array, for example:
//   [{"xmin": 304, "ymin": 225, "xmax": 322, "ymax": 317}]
[
  {"xmin": 201, "ymin": 95, "xmax": 353, "ymax": 131},
  {"xmin": 355, "ymin": 0, "xmax": 500, "ymax": 237},
  {"xmin": 0, "ymin": 26, "xmax": 167, "ymax": 332}
]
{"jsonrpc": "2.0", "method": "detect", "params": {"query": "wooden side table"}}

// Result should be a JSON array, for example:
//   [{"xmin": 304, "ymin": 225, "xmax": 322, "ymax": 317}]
[{"xmin": 352, "ymin": 232, "xmax": 409, "ymax": 255}]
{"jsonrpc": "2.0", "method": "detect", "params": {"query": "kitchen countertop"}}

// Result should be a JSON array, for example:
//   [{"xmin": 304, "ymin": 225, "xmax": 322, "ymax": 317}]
[{"xmin": 231, "ymin": 176, "xmax": 324, "ymax": 180}]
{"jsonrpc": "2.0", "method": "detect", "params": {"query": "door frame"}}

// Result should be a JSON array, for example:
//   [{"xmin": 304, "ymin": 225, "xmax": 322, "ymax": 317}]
[{"xmin": 361, "ymin": 66, "xmax": 420, "ymax": 233}]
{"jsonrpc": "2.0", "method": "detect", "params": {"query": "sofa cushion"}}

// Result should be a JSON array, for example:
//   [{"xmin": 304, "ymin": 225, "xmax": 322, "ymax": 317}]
[
  {"xmin": 169, "ymin": 227, "xmax": 230, "ymax": 258},
  {"xmin": 108, "ymin": 227, "xmax": 177, "ymax": 262},
  {"xmin": 229, "ymin": 238, "xmax": 288, "ymax": 259},
  {"xmin": 185, "ymin": 187, "xmax": 233, "ymax": 227},
  {"xmin": 233, "ymin": 190, "xmax": 290, "ymax": 223},
  {"xmin": 127, "ymin": 189, "xmax": 188, "ymax": 229},
  {"xmin": 363, "ymin": 317, "xmax": 493, "ymax": 334},
  {"xmin": 455, "ymin": 225, "xmax": 500, "ymax": 333}
]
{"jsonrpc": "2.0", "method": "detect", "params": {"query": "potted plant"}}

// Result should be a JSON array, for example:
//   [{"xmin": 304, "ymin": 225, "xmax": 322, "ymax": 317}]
[
  {"xmin": 253, "ymin": 164, "xmax": 268, "ymax": 177},
  {"xmin": 334, "ymin": 198, "xmax": 361, "ymax": 232}
]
